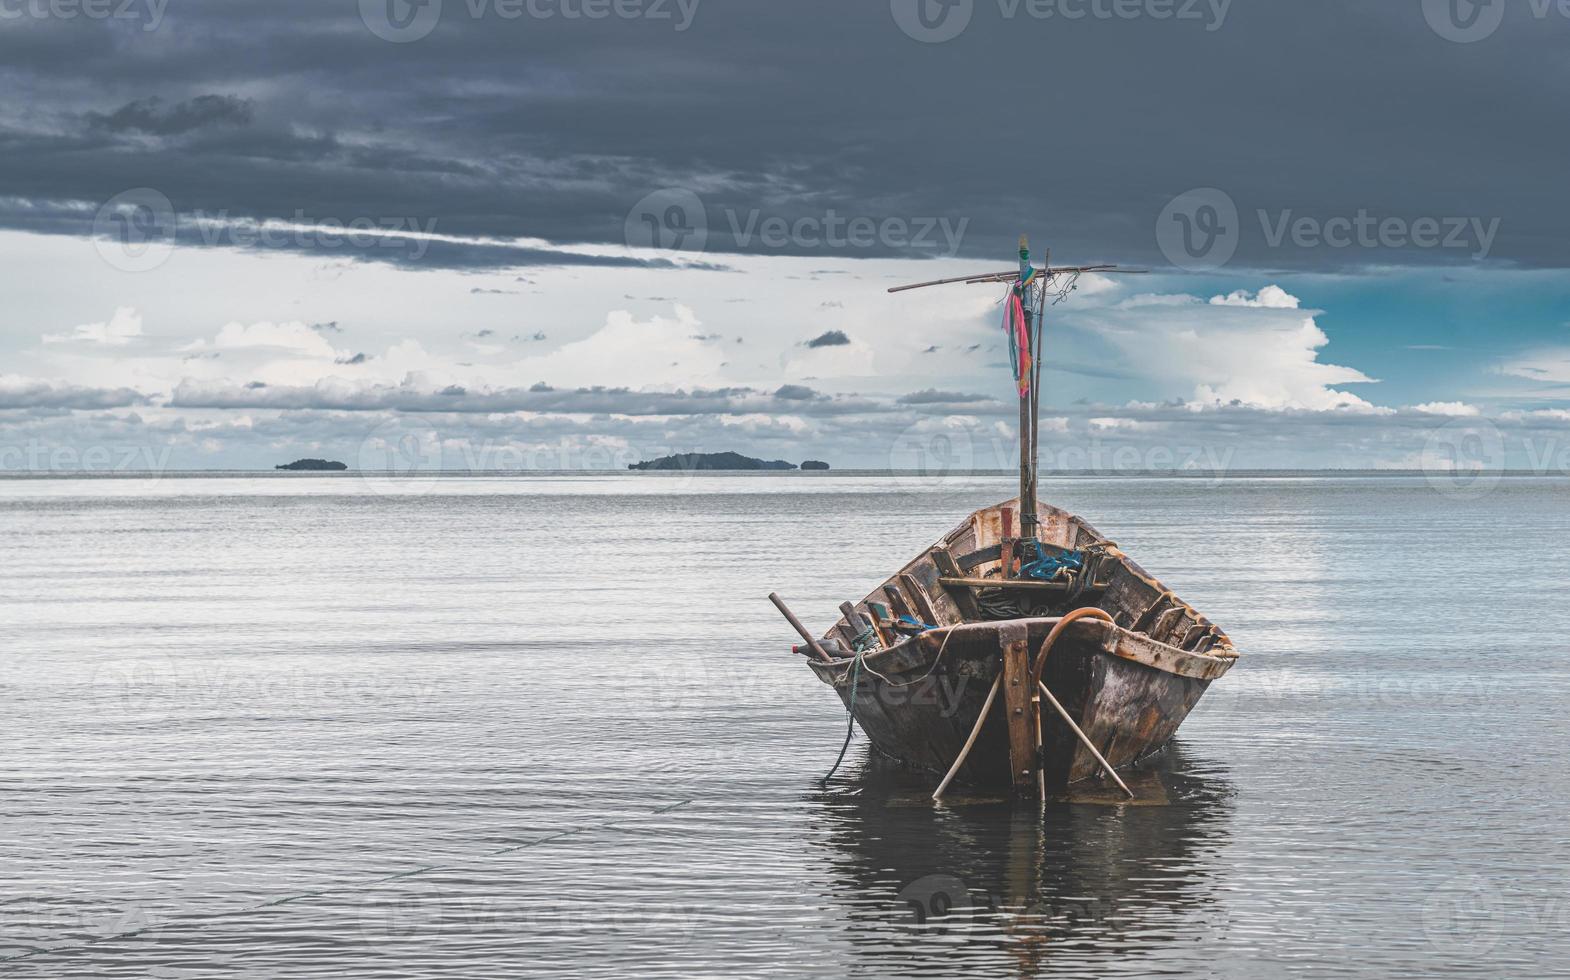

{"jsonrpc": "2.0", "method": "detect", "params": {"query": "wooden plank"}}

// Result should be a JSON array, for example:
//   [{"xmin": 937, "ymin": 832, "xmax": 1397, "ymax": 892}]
[
  {"xmin": 882, "ymin": 584, "xmax": 918, "ymax": 625},
  {"xmin": 956, "ymin": 543, "xmax": 1002, "ymax": 571},
  {"xmin": 864, "ymin": 602, "xmax": 898, "ymax": 648},
  {"xmin": 1132, "ymin": 591, "xmax": 1175, "ymax": 634},
  {"xmin": 898, "ymin": 573, "xmax": 940, "ymax": 626},
  {"xmin": 999, "ymin": 623, "xmax": 1036, "ymax": 794},
  {"xmin": 1152, "ymin": 605, "xmax": 1186, "ymax": 644},
  {"xmin": 931, "ymin": 549, "xmax": 983, "ymax": 620},
  {"xmin": 940, "ymin": 577, "xmax": 1070, "ymax": 592}
]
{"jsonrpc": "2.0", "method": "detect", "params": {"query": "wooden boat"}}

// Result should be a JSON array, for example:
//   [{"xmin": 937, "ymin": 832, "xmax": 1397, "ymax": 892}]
[
  {"xmin": 771, "ymin": 235, "xmax": 1240, "ymax": 799},
  {"xmin": 802, "ymin": 497, "xmax": 1238, "ymax": 795}
]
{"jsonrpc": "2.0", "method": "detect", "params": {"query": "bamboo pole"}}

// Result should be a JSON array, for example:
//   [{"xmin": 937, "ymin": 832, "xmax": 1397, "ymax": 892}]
[
  {"xmin": 886, "ymin": 264, "xmax": 1131, "ymax": 294},
  {"xmin": 1037, "ymin": 681, "xmax": 1134, "ymax": 799},
  {"xmin": 768, "ymin": 592, "xmax": 832, "ymax": 662},
  {"xmin": 932, "ymin": 673, "xmax": 1003, "ymax": 801}
]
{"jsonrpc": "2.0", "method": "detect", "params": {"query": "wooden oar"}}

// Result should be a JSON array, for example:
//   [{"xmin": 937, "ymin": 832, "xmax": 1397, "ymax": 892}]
[{"xmin": 768, "ymin": 592, "xmax": 832, "ymax": 662}]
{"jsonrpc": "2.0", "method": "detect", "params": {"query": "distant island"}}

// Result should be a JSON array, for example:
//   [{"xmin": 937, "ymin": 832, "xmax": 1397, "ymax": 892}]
[
  {"xmin": 629, "ymin": 452, "xmax": 796, "ymax": 471},
  {"xmin": 275, "ymin": 458, "xmax": 348, "ymax": 471},
  {"xmin": 801, "ymin": 460, "xmax": 831, "ymax": 471}
]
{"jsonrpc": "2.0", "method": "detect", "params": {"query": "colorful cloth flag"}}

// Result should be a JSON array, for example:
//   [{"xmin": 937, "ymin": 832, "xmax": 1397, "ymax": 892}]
[{"xmin": 1003, "ymin": 289, "xmax": 1031, "ymax": 398}]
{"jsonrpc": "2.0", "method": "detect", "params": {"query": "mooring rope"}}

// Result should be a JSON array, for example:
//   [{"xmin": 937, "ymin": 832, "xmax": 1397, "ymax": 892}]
[{"xmin": 819, "ymin": 647, "xmax": 864, "ymax": 785}]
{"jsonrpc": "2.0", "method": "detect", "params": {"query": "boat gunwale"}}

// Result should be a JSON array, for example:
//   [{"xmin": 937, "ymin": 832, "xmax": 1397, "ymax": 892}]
[
  {"xmin": 808, "ymin": 615, "xmax": 1236, "ymax": 685},
  {"xmin": 814, "ymin": 499, "xmax": 1240, "ymax": 671}
]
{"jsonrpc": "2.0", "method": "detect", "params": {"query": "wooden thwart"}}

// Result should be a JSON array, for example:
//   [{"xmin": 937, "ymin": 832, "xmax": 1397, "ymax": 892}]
[
  {"xmin": 931, "ymin": 548, "xmax": 983, "ymax": 620},
  {"xmin": 939, "ymin": 577, "xmax": 1070, "ymax": 592},
  {"xmin": 898, "ymin": 573, "xmax": 940, "ymax": 625}
]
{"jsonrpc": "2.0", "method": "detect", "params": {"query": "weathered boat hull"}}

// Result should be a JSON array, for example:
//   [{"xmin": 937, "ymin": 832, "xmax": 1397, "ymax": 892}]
[{"xmin": 804, "ymin": 499, "xmax": 1239, "ymax": 793}]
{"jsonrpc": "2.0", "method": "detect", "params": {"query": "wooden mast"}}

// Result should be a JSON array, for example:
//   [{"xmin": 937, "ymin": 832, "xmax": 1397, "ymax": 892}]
[
  {"xmin": 1017, "ymin": 235, "xmax": 1038, "ymax": 547},
  {"xmin": 885, "ymin": 245, "xmax": 1144, "ymax": 559}
]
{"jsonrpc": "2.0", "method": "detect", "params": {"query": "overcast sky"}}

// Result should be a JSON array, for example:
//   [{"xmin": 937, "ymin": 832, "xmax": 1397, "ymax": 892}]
[{"xmin": 3, "ymin": 0, "xmax": 1568, "ymax": 473}]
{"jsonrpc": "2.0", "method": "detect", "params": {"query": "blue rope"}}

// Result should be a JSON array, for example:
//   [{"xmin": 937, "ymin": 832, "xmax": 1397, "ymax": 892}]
[{"xmin": 1020, "ymin": 540, "xmax": 1085, "ymax": 582}]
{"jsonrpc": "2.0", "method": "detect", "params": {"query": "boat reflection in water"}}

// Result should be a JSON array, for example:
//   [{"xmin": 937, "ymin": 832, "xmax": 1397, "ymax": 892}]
[{"xmin": 808, "ymin": 742, "xmax": 1235, "ymax": 977}]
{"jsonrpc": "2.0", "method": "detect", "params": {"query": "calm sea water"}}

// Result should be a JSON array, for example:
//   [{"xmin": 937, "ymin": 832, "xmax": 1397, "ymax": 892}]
[{"xmin": 2, "ymin": 473, "xmax": 1567, "ymax": 978}]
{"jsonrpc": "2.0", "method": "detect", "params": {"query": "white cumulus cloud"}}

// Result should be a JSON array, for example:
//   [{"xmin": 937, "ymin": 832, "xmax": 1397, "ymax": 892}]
[{"xmin": 42, "ymin": 306, "xmax": 143, "ymax": 346}]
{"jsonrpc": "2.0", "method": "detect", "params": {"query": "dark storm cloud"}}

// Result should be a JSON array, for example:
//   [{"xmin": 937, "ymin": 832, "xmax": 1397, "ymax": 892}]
[
  {"xmin": 86, "ymin": 95, "xmax": 255, "ymax": 135},
  {"xmin": 773, "ymin": 384, "xmax": 823, "ymax": 401},
  {"xmin": 805, "ymin": 330, "xmax": 851, "ymax": 348},
  {"xmin": 1, "ymin": 1, "xmax": 1567, "ymax": 269}
]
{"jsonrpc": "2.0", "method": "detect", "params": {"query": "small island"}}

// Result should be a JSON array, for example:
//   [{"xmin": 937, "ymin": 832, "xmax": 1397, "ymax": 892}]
[
  {"xmin": 629, "ymin": 451, "xmax": 797, "ymax": 472},
  {"xmin": 800, "ymin": 460, "xmax": 831, "ymax": 471},
  {"xmin": 275, "ymin": 458, "xmax": 348, "ymax": 471}
]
